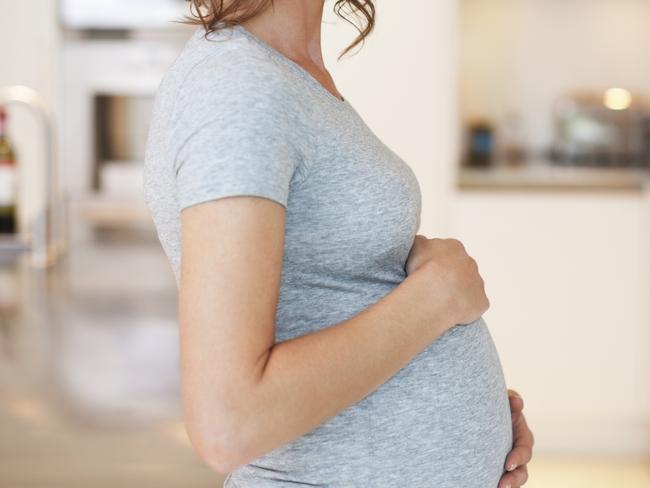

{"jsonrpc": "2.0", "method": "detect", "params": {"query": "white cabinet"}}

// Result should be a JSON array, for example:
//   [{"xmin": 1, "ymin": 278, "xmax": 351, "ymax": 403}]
[{"xmin": 448, "ymin": 188, "xmax": 650, "ymax": 455}]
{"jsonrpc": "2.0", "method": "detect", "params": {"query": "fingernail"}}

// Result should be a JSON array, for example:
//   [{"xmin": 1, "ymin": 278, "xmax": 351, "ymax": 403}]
[{"xmin": 507, "ymin": 463, "xmax": 517, "ymax": 471}]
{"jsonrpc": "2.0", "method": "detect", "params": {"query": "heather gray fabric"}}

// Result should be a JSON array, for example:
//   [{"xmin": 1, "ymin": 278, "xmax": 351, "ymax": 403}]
[{"xmin": 143, "ymin": 24, "xmax": 513, "ymax": 488}]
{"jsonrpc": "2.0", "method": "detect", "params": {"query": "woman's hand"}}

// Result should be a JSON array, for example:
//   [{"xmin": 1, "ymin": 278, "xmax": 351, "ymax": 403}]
[
  {"xmin": 499, "ymin": 389, "xmax": 535, "ymax": 488},
  {"xmin": 405, "ymin": 234, "xmax": 489, "ymax": 325}
]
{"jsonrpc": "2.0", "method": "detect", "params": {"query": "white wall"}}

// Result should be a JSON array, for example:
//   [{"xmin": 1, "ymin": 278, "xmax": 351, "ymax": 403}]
[
  {"xmin": 460, "ymin": 0, "xmax": 650, "ymax": 154},
  {"xmin": 324, "ymin": 0, "xmax": 458, "ymax": 236}
]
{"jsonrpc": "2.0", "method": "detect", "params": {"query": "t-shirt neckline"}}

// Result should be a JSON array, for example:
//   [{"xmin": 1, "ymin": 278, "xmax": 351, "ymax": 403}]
[{"xmin": 231, "ymin": 24, "xmax": 348, "ymax": 107}]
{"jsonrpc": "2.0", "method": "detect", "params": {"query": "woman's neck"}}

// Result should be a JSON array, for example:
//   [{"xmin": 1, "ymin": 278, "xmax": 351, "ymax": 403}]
[{"xmin": 239, "ymin": 0, "xmax": 327, "ymax": 70}]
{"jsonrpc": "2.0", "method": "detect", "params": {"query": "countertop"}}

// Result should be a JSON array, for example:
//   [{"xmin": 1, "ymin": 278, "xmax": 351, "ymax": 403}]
[{"xmin": 458, "ymin": 159, "xmax": 650, "ymax": 191}]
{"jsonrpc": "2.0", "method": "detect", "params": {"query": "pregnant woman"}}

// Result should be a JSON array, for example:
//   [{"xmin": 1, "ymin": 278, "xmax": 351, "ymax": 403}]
[{"xmin": 143, "ymin": 1, "xmax": 534, "ymax": 486}]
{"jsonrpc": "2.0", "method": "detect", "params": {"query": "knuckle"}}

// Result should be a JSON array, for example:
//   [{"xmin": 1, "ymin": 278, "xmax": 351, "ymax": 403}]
[
  {"xmin": 519, "ymin": 467, "xmax": 529, "ymax": 484},
  {"xmin": 500, "ymin": 473, "xmax": 514, "ymax": 488},
  {"xmin": 426, "ymin": 238, "xmax": 441, "ymax": 250},
  {"xmin": 524, "ymin": 446, "xmax": 533, "ymax": 462},
  {"xmin": 447, "ymin": 238, "xmax": 464, "ymax": 249}
]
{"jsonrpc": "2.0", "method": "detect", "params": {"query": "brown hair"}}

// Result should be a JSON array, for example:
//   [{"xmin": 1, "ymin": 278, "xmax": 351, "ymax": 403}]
[{"xmin": 183, "ymin": 0, "xmax": 376, "ymax": 60}]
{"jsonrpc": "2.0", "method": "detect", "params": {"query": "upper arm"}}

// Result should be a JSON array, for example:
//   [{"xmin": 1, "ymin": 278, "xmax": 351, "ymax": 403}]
[
  {"xmin": 179, "ymin": 195, "xmax": 285, "ymax": 471},
  {"xmin": 170, "ymin": 54, "xmax": 302, "ymax": 471}
]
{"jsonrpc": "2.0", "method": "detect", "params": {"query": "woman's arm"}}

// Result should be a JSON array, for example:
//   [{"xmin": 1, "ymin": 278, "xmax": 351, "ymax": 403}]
[{"xmin": 179, "ymin": 196, "xmax": 487, "ymax": 475}]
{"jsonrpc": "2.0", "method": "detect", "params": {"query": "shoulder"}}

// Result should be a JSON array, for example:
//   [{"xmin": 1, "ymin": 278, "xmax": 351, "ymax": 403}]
[
  {"xmin": 171, "ymin": 31, "xmax": 312, "ymax": 135},
  {"xmin": 163, "ymin": 27, "xmax": 316, "ymax": 160},
  {"xmin": 175, "ymin": 29, "xmax": 296, "ymax": 110}
]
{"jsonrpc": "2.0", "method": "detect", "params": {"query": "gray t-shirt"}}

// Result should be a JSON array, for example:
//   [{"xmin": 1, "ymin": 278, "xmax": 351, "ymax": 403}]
[{"xmin": 143, "ymin": 24, "xmax": 512, "ymax": 488}]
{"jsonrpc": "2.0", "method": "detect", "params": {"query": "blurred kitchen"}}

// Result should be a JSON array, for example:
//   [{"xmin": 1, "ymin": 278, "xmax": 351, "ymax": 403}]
[{"xmin": 0, "ymin": 0, "xmax": 648, "ymax": 487}]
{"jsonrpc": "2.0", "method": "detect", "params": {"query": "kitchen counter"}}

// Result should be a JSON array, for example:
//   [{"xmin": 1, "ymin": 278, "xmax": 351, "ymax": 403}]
[{"xmin": 458, "ymin": 159, "xmax": 650, "ymax": 191}]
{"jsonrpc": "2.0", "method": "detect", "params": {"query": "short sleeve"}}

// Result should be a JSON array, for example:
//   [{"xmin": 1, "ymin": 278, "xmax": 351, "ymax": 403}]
[{"xmin": 171, "ymin": 55, "xmax": 304, "ymax": 211}]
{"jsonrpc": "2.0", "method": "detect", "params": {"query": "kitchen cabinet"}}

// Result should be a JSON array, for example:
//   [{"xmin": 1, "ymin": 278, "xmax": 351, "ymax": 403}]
[{"xmin": 448, "ymin": 186, "xmax": 650, "ymax": 455}]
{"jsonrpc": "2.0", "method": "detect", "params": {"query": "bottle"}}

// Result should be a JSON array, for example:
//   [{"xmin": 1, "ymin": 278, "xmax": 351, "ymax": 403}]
[
  {"xmin": 464, "ymin": 118, "xmax": 494, "ymax": 167},
  {"xmin": 0, "ymin": 107, "xmax": 18, "ymax": 234}
]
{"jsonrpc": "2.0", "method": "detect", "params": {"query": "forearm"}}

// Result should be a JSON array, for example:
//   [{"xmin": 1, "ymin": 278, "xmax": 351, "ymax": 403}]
[{"xmin": 229, "ymin": 268, "xmax": 455, "ymax": 468}]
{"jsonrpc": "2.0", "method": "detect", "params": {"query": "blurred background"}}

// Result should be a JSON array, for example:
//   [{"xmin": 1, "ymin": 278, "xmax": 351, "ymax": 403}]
[{"xmin": 0, "ymin": 0, "xmax": 649, "ymax": 487}]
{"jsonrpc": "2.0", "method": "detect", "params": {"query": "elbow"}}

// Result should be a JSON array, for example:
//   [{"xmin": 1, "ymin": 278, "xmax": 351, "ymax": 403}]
[
  {"xmin": 181, "ymin": 362, "xmax": 270, "ymax": 474},
  {"xmin": 184, "ymin": 412, "xmax": 256, "ymax": 475},
  {"xmin": 195, "ymin": 433, "xmax": 241, "ymax": 476}
]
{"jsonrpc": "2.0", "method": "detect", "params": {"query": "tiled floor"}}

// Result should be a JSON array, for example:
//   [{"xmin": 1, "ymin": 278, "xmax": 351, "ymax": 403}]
[{"xmin": 1, "ymin": 206, "xmax": 648, "ymax": 487}]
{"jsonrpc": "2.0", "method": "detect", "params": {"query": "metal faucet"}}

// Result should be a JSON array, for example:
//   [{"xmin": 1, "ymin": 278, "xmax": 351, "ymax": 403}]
[{"xmin": 0, "ymin": 85, "xmax": 67, "ymax": 268}]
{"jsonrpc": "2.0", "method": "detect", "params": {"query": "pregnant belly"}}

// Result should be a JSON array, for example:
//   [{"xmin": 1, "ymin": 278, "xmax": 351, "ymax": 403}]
[
  {"xmin": 368, "ymin": 317, "xmax": 513, "ymax": 487},
  {"xmin": 226, "ymin": 317, "xmax": 512, "ymax": 488}
]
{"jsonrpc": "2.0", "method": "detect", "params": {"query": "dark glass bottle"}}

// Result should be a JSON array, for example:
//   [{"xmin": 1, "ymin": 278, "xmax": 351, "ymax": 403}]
[
  {"xmin": 0, "ymin": 107, "xmax": 17, "ymax": 234},
  {"xmin": 465, "ymin": 119, "xmax": 494, "ymax": 167}
]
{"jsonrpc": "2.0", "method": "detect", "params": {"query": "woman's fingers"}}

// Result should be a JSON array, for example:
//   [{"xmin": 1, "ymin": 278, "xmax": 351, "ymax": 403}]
[
  {"xmin": 505, "ymin": 444, "xmax": 533, "ymax": 473},
  {"xmin": 498, "ymin": 464, "xmax": 529, "ymax": 488},
  {"xmin": 499, "ymin": 389, "xmax": 533, "ymax": 486},
  {"xmin": 508, "ymin": 389, "xmax": 524, "ymax": 413},
  {"xmin": 505, "ymin": 407, "xmax": 534, "ymax": 471}
]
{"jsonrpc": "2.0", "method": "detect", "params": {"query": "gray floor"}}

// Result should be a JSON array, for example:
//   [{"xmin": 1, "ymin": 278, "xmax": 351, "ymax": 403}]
[{"xmin": 0, "ymin": 205, "xmax": 224, "ymax": 487}]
